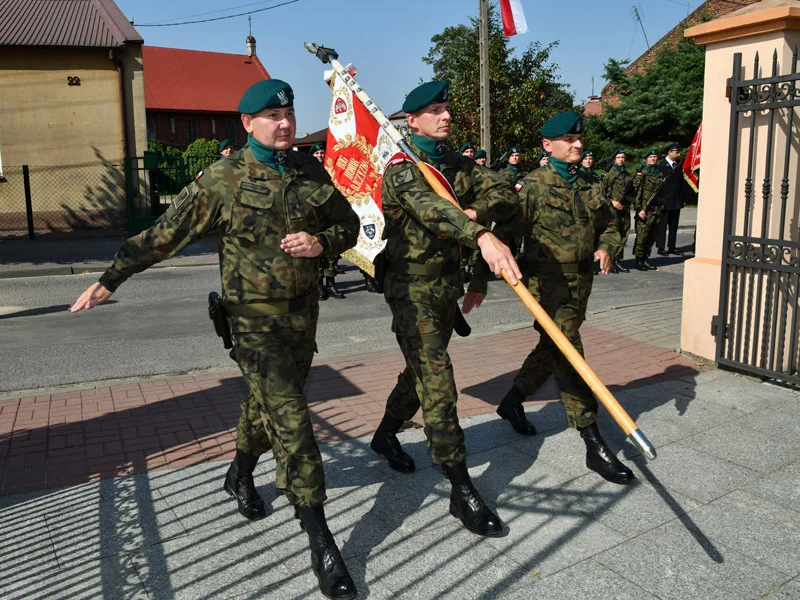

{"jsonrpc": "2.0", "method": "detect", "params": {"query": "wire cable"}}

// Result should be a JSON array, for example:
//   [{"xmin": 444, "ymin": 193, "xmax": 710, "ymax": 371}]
[
  {"xmin": 135, "ymin": 0, "xmax": 300, "ymax": 27},
  {"xmin": 139, "ymin": 0, "xmax": 283, "ymax": 26}
]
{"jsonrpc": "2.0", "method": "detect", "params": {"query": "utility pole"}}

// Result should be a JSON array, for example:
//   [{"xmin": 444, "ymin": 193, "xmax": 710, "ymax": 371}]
[
  {"xmin": 479, "ymin": 0, "xmax": 491, "ymax": 162},
  {"xmin": 633, "ymin": 6, "xmax": 650, "ymax": 49}
]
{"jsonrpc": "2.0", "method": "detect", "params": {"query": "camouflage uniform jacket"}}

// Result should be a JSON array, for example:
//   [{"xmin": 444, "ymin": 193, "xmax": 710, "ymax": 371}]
[
  {"xmin": 470, "ymin": 163, "xmax": 619, "ymax": 295},
  {"xmin": 99, "ymin": 146, "xmax": 359, "ymax": 332},
  {"xmin": 632, "ymin": 167, "xmax": 664, "ymax": 213},
  {"xmin": 382, "ymin": 139, "xmax": 519, "ymax": 305},
  {"xmin": 504, "ymin": 164, "xmax": 525, "ymax": 188},
  {"xmin": 602, "ymin": 166, "xmax": 635, "ymax": 206}
]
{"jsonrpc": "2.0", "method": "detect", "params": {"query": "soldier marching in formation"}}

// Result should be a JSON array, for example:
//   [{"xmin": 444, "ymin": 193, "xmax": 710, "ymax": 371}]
[
  {"xmin": 369, "ymin": 80, "xmax": 522, "ymax": 537},
  {"xmin": 71, "ymin": 80, "xmax": 360, "ymax": 600},
  {"xmin": 633, "ymin": 149, "xmax": 665, "ymax": 271},
  {"xmin": 602, "ymin": 148, "xmax": 634, "ymax": 273}
]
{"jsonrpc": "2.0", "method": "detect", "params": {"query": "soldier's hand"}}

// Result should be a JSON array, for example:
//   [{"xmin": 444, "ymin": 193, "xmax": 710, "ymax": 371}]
[
  {"xmin": 594, "ymin": 249, "xmax": 612, "ymax": 275},
  {"xmin": 476, "ymin": 231, "xmax": 521, "ymax": 284},
  {"xmin": 638, "ymin": 210, "xmax": 646, "ymax": 220},
  {"xmin": 611, "ymin": 200, "xmax": 624, "ymax": 210},
  {"xmin": 462, "ymin": 291, "xmax": 485, "ymax": 314},
  {"xmin": 70, "ymin": 282, "xmax": 113, "ymax": 312},
  {"xmin": 464, "ymin": 208, "xmax": 478, "ymax": 222},
  {"xmin": 281, "ymin": 232, "xmax": 323, "ymax": 258}
]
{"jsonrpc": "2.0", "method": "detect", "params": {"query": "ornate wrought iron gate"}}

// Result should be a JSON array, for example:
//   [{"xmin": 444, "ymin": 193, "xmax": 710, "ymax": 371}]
[{"xmin": 715, "ymin": 48, "xmax": 800, "ymax": 385}]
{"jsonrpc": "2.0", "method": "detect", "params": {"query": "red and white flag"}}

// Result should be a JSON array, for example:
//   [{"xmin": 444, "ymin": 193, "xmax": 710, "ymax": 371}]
[
  {"xmin": 683, "ymin": 124, "xmax": 701, "ymax": 192},
  {"xmin": 323, "ymin": 69, "xmax": 398, "ymax": 274},
  {"xmin": 499, "ymin": 0, "xmax": 528, "ymax": 37}
]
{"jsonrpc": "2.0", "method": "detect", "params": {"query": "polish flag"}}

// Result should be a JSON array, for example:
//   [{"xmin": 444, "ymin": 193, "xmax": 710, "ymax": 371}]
[{"xmin": 499, "ymin": 0, "xmax": 528, "ymax": 37}]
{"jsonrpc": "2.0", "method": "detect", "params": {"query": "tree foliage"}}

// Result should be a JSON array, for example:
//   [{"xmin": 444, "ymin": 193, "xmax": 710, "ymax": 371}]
[
  {"xmin": 422, "ymin": 4, "xmax": 572, "ymax": 164},
  {"xmin": 599, "ymin": 33, "xmax": 704, "ymax": 150}
]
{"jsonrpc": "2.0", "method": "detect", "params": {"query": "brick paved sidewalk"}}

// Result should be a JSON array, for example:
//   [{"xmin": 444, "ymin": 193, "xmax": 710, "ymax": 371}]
[{"xmin": 0, "ymin": 325, "xmax": 708, "ymax": 495}]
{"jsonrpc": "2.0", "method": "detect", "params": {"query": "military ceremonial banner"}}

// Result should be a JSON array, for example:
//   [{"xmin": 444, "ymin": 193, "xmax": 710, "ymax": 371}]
[
  {"xmin": 683, "ymin": 124, "xmax": 702, "ymax": 192},
  {"xmin": 323, "ymin": 69, "xmax": 397, "ymax": 274},
  {"xmin": 499, "ymin": 0, "xmax": 528, "ymax": 36}
]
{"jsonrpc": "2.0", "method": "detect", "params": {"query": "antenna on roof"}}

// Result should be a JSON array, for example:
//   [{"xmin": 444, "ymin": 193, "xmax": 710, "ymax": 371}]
[{"xmin": 248, "ymin": 15, "xmax": 252, "ymax": 36}]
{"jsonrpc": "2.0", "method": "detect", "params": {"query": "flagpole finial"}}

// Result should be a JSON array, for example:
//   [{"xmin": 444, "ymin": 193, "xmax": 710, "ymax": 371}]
[{"xmin": 304, "ymin": 42, "xmax": 339, "ymax": 64}]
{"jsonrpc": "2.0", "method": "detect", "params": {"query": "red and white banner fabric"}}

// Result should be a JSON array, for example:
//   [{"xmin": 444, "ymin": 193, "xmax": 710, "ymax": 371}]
[
  {"xmin": 499, "ymin": 0, "xmax": 528, "ymax": 37},
  {"xmin": 324, "ymin": 71, "xmax": 398, "ymax": 272},
  {"xmin": 683, "ymin": 124, "xmax": 701, "ymax": 192}
]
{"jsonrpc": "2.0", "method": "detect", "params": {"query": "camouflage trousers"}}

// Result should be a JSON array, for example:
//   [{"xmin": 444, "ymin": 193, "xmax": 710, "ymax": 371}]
[
  {"xmin": 385, "ymin": 298, "xmax": 465, "ymax": 466},
  {"xmin": 514, "ymin": 272, "xmax": 598, "ymax": 429},
  {"xmin": 633, "ymin": 206, "xmax": 663, "ymax": 258},
  {"xmin": 614, "ymin": 207, "xmax": 631, "ymax": 260},
  {"xmin": 318, "ymin": 256, "xmax": 339, "ymax": 279},
  {"xmin": 232, "ymin": 317, "xmax": 325, "ymax": 508}
]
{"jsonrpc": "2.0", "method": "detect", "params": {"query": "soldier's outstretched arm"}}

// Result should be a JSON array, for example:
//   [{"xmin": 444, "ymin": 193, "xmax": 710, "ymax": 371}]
[
  {"xmin": 316, "ymin": 187, "xmax": 360, "ymax": 256},
  {"xmin": 70, "ymin": 175, "xmax": 223, "ymax": 311},
  {"xmin": 468, "ymin": 163, "xmax": 520, "ymax": 224}
]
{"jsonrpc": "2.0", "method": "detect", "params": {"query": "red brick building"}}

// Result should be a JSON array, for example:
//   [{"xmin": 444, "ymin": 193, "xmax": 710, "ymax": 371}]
[{"xmin": 143, "ymin": 39, "xmax": 270, "ymax": 150}]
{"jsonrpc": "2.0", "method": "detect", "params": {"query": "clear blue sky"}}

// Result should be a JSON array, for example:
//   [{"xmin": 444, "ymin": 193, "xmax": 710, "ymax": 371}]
[{"xmin": 116, "ymin": 0, "xmax": 704, "ymax": 135}]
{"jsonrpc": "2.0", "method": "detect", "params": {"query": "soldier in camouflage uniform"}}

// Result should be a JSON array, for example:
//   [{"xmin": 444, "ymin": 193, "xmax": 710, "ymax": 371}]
[
  {"xmin": 310, "ymin": 141, "xmax": 346, "ymax": 300},
  {"xmin": 503, "ymin": 146, "xmax": 525, "ymax": 188},
  {"xmin": 465, "ymin": 112, "xmax": 635, "ymax": 486},
  {"xmin": 370, "ymin": 80, "xmax": 522, "ymax": 537},
  {"xmin": 602, "ymin": 149, "xmax": 634, "ymax": 273},
  {"xmin": 633, "ymin": 149, "xmax": 664, "ymax": 271},
  {"xmin": 71, "ymin": 80, "xmax": 359, "ymax": 600}
]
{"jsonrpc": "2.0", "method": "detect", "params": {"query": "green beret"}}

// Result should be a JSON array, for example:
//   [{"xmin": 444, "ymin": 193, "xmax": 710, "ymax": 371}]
[
  {"xmin": 458, "ymin": 142, "xmax": 475, "ymax": 153},
  {"xmin": 218, "ymin": 139, "xmax": 232, "ymax": 152},
  {"xmin": 402, "ymin": 80, "xmax": 449, "ymax": 113},
  {"xmin": 474, "ymin": 149, "xmax": 487, "ymax": 159},
  {"xmin": 540, "ymin": 112, "xmax": 584, "ymax": 138},
  {"xmin": 613, "ymin": 148, "xmax": 626, "ymax": 158},
  {"xmin": 508, "ymin": 146, "xmax": 521, "ymax": 154},
  {"xmin": 581, "ymin": 150, "xmax": 593, "ymax": 160},
  {"xmin": 237, "ymin": 79, "xmax": 294, "ymax": 114},
  {"xmin": 535, "ymin": 151, "xmax": 549, "ymax": 162},
  {"xmin": 310, "ymin": 142, "xmax": 325, "ymax": 154},
  {"xmin": 644, "ymin": 148, "xmax": 658, "ymax": 159}
]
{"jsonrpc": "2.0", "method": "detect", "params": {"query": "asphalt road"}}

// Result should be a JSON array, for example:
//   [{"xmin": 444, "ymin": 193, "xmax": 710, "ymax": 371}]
[{"xmin": 0, "ymin": 232, "xmax": 694, "ymax": 394}]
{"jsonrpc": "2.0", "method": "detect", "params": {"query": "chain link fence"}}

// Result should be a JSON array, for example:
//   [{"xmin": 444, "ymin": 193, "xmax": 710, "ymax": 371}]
[{"xmin": 0, "ymin": 162, "xmax": 127, "ymax": 239}]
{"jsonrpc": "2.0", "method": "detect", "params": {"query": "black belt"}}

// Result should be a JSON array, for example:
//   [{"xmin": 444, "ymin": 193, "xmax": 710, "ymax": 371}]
[
  {"xmin": 386, "ymin": 259, "xmax": 459, "ymax": 276},
  {"xmin": 529, "ymin": 259, "xmax": 594, "ymax": 275},
  {"xmin": 225, "ymin": 292, "xmax": 316, "ymax": 317}
]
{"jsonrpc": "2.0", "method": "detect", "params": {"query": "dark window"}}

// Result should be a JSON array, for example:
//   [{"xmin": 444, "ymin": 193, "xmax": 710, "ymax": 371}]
[
  {"xmin": 186, "ymin": 118, "xmax": 199, "ymax": 144},
  {"xmin": 146, "ymin": 117, "xmax": 157, "ymax": 140},
  {"xmin": 226, "ymin": 118, "xmax": 238, "ymax": 145}
]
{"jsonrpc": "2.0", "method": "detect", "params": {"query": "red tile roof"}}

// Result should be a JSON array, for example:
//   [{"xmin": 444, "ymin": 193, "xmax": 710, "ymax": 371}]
[
  {"xmin": 142, "ymin": 46, "xmax": 270, "ymax": 113},
  {"xmin": 0, "ymin": 0, "xmax": 143, "ymax": 47}
]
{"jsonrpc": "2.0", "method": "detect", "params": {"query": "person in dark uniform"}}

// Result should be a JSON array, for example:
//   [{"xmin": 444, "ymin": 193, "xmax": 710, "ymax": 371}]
[
  {"xmin": 656, "ymin": 143, "xmax": 685, "ymax": 256},
  {"xmin": 459, "ymin": 142, "xmax": 476, "ymax": 159}
]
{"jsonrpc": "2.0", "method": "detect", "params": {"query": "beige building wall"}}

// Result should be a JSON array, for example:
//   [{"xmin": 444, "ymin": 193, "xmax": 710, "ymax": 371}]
[
  {"xmin": 683, "ymin": 3, "xmax": 800, "ymax": 364},
  {"xmin": 0, "ymin": 45, "xmax": 146, "ymax": 231}
]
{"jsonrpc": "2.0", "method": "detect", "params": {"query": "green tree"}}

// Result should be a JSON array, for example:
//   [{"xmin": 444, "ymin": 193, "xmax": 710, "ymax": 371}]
[
  {"xmin": 600, "ymin": 33, "xmax": 704, "ymax": 149},
  {"xmin": 422, "ymin": 4, "xmax": 572, "ymax": 165},
  {"xmin": 183, "ymin": 138, "xmax": 221, "ymax": 176}
]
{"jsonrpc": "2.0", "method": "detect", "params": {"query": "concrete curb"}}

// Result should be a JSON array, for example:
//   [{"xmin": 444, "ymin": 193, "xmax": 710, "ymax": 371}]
[{"xmin": 0, "ymin": 258, "xmax": 219, "ymax": 280}]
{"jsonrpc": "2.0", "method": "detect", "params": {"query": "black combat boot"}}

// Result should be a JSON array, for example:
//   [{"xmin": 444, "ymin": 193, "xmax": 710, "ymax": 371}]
[
  {"xmin": 614, "ymin": 260, "xmax": 630, "ymax": 273},
  {"xmin": 296, "ymin": 505, "xmax": 357, "ymax": 600},
  {"xmin": 325, "ymin": 277, "xmax": 345, "ymax": 299},
  {"xmin": 635, "ymin": 257, "xmax": 648, "ymax": 271},
  {"xmin": 363, "ymin": 273, "xmax": 377, "ymax": 293},
  {"xmin": 578, "ymin": 423, "xmax": 635, "ymax": 485},
  {"xmin": 642, "ymin": 259, "xmax": 658, "ymax": 271},
  {"xmin": 319, "ymin": 279, "xmax": 329, "ymax": 301},
  {"xmin": 496, "ymin": 386, "xmax": 536, "ymax": 436},
  {"xmin": 223, "ymin": 450, "xmax": 268, "ymax": 520},
  {"xmin": 444, "ymin": 461, "xmax": 503, "ymax": 537},
  {"xmin": 370, "ymin": 414, "xmax": 415, "ymax": 473}
]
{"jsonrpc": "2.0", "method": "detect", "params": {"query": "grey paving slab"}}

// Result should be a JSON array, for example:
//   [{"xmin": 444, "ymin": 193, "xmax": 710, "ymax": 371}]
[
  {"xmin": 485, "ymin": 489, "xmax": 627, "ymax": 576},
  {"xmin": 466, "ymin": 445, "xmax": 579, "ymax": 507},
  {"xmin": 499, "ymin": 559, "xmax": 658, "ymax": 600},
  {"xmin": 131, "ymin": 528, "xmax": 292, "ymax": 600},
  {"xmin": 0, "ymin": 514, "xmax": 59, "ymax": 591},
  {"xmin": 47, "ymin": 478, "xmax": 186, "ymax": 568},
  {"xmin": 688, "ymin": 490, "xmax": 800, "ymax": 576},
  {"xmin": 743, "ymin": 462, "xmax": 800, "ymax": 513},
  {"xmin": 763, "ymin": 576, "xmax": 800, "ymax": 599},
  {"xmin": 681, "ymin": 420, "xmax": 800, "ymax": 473},
  {"xmin": 627, "ymin": 442, "xmax": 760, "ymax": 504},
  {"xmin": 559, "ymin": 471, "xmax": 703, "ymax": 538},
  {"xmin": 508, "ymin": 426, "xmax": 590, "ymax": 479},
  {"xmin": 692, "ymin": 375, "xmax": 798, "ymax": 414},
  {"xmin": 739, "ymin": 401, "xmax": 800, "ymax": 441},
  {"xmin": 3, "ymin": 552, "xmax": 150, "ymax": 600},
  {"xmin": 596, "ymin": 518, "xmax": 790, "ymax": 600},
  {"xmin": 365, "ymin": 524, "xmax": 531, "ymax": 600}
]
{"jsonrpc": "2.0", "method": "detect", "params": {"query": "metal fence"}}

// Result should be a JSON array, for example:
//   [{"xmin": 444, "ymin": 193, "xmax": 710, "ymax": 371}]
[{"xmin": 0, "ymin": 162, "xmax": 127, "ymax": 239}]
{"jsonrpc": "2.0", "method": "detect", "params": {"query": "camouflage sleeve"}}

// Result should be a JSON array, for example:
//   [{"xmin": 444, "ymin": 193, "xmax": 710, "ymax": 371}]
[
  {"xmin": 317, "ymin": 188, "xmax": 359, "ymax": 257},
  {"xmin": 98, "ymin": 177, "xmax": 222, "ymax": 292},
  {"xmin": 633, "ymin": 173, "xmax": 645, "ymax": 212},
  {"xmin": 467, "ymin": 163, "xmax": 520, "ymax": 225},
  {"xmin": 601, "ymin": 169, "xmax": 616, "ymax": 200},
  {"xmin": 594, "ymin": 182, "xmax": 622, "ymax": 254},
  {"xmin": 467, "ymin": 182, "xmax": 528, "ymax": 296},
  {"xmin": 387, "ymin": 162, "xmax": 487, "ymax": 248}
]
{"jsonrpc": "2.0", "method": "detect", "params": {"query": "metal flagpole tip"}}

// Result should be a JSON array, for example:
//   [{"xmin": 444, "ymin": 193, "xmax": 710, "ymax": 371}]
[
  {"xmin": 628, "ymin": 429, "xmax": 657, "ymax": 460},
  {"xmin": 303, "ymin": 42, "xmax": 338, "ymax": 63}
]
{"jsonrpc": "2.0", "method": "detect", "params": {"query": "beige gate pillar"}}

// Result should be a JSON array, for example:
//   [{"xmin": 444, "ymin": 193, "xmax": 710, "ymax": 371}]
[{"xmin": 681, "ymin": 1, "xmax": 800, "ymax": 361}]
